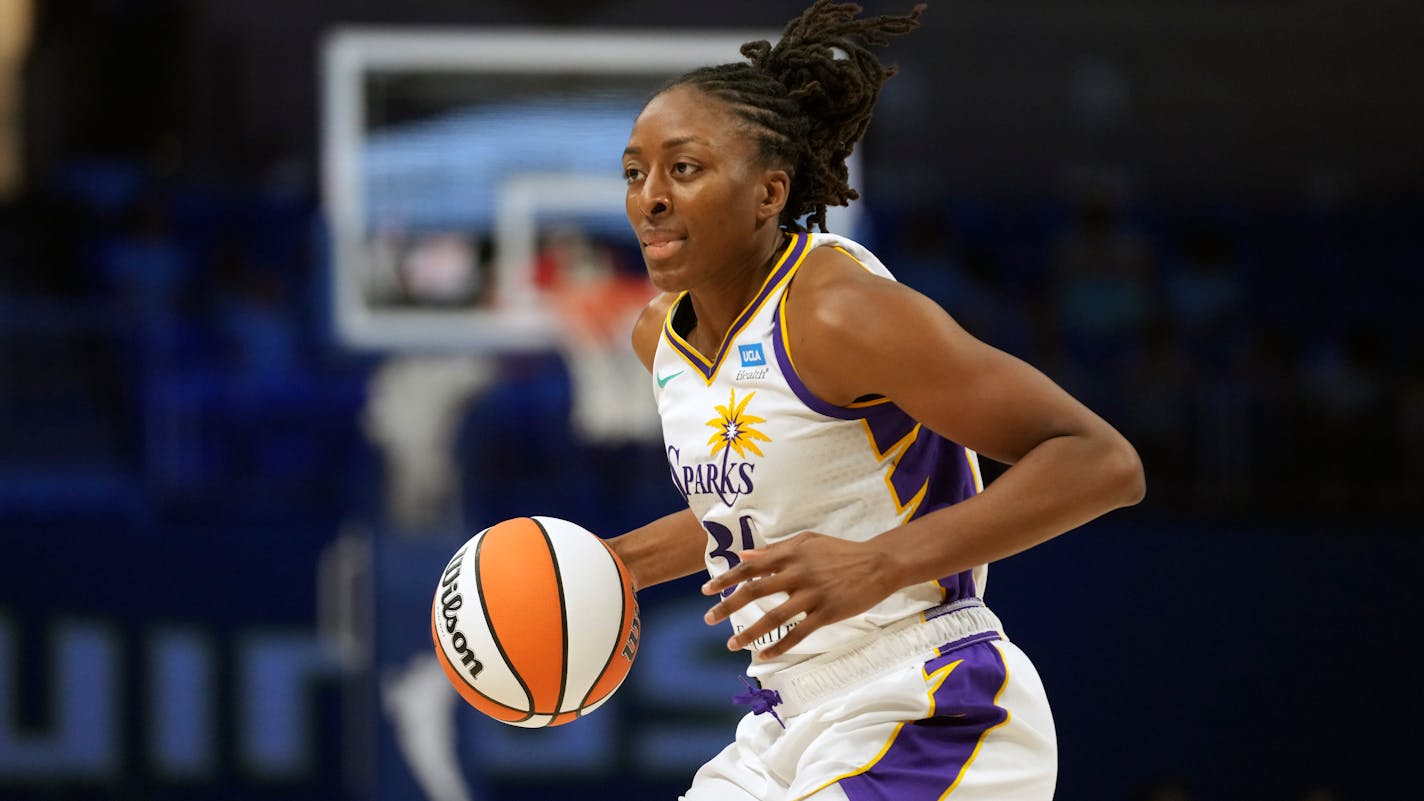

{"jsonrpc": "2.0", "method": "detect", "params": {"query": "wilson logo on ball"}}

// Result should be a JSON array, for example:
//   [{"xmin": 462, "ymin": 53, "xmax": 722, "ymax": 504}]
[
  {"xmin": 437, "ymin": 544, "xmax": 484, "ymax": 679},
  {"xmin": 431, "ymin": 516, "xmax": 639, "ymax": 728}
]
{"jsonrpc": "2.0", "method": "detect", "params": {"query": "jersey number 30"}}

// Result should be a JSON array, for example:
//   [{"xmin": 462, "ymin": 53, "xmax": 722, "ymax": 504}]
[{"xmin": 704, "ymin": 515, "xmax": 757, "ymax": 598}]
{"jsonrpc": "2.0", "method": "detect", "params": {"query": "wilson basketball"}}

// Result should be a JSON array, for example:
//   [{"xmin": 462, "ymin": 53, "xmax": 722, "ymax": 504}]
[{"xmin": 431, "ymin": 516, "xmax": 640, "ymax": 727}]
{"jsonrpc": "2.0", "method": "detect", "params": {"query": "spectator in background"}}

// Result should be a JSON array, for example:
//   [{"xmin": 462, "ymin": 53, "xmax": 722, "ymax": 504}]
[
  {"xmin": 1156, "ymin": 219, "xmax": 1250, "ymax": 509},
  {"xmin": 891, "ymin": 207, "xmax": 1035, "ymax": 360},
  {"xmin": 1049, "ymin": 184, "xmax": 1158, "ymax": 419},
  {"xmin": 1304, "ymin": 322, "xmax": 1392, "ymax": 515},
  {"xmin": 1051, "ymin": 188, "xmax": 1157, "ymax": 358},
  {"xmin": 1122, "ymin": 319, "xmax": 1193, "ymax": 511},
  {"xmin": 1239, "ymin": 324, "xmax": 1309, "ymax": 518},
  {"xmin": 1164, "ymin": 220, "xmax": 1245, "ymax": 360},
  {"xmin": 210, "ymin": 240, "xmax": 299, "ymax": 383},
  {"xmin": 98, "ymin": 189, "xmax": 188, "ymax": 321}
]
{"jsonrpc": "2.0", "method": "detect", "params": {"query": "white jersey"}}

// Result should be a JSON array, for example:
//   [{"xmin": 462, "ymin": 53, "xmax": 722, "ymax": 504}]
[{"xmin": 651, "ymin": 232, "xmax": 989, "ymax": 677}]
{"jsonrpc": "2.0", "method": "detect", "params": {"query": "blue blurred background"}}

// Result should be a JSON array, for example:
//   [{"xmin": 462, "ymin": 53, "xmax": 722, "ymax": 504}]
[{"xmin": 0, "ymin": 2, "xmax": 1420, "ymax": 800}]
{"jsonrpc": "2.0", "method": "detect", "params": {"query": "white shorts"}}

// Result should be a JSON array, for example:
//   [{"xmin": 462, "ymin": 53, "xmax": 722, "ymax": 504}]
[{"xmin": 680, "ymin": 633, "xmax": 1056, "ymax": 801}]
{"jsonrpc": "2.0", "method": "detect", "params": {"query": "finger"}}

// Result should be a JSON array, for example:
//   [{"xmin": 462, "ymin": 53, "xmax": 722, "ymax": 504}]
[
  {"xmin": 751, "ymin": 611, "xmax": 819, "ymax": 660},
  {"xmin": 703, "ymin": 571, "xmax": 791, "ymax": 625},
  {"xmin": 725, "ymin": 597, "xmax": 810, "ymax": 651},
  {"xmin": 701, "ymin": 549, "xmax": 775, "ymax": 596}
]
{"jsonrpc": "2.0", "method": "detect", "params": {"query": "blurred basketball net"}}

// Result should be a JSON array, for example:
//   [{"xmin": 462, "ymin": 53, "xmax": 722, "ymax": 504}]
[{"xmin": 537, "ymin": 227, "xmax": 658, "ymax": 445}]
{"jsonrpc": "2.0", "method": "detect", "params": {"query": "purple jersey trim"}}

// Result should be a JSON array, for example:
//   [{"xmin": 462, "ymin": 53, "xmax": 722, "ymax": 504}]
[
  {"xmin": 767, "ymin": 235, "xmax": 982, "ymax": 601},
  {"xmin": 767, "ymin": 242, "xmax": 894, "ymax": 420},
  {"xmin": 769, "ymin": 297, "xmax": 884, "ymax": 421},
  {"xmin": 838, "ymin": 640, "xmax": 1010, "ymax": 801},
  {"xmin": 763, "ymin": 233, "xmax": 985, "ymax": 601},
  {"xmin": 663, "ymin": 233, "xmax": 811, "ymax": 382},
  {"xmin": 860, "ymin": 405, "xmax": 982, "ymax": 603}
]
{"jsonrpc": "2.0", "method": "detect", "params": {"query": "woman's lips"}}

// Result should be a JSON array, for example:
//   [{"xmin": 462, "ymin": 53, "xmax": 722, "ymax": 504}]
[{"xmin": 642, "ymin": 234, "xmax": 685, "ymax": 260}]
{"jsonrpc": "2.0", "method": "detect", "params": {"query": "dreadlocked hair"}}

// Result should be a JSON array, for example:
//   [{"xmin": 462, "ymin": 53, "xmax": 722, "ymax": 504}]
[{"xmin": 664, "ymin": 0, "xmax": 924, "ymax": 232}]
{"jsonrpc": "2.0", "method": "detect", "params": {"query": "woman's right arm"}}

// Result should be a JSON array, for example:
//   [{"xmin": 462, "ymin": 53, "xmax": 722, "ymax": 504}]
[
  {"xmin": 610, "ymin": 292, "xmax": 705, "ymax": 591},
  {"xmin": 608, "ymin": 509, "xmax": 707, "ymax": 591}
]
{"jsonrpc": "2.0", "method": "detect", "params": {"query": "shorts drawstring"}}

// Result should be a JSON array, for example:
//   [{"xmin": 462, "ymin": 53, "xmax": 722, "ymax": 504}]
[{"xmin": 731, "ymin": 676, "xmax": 785, "ymax": 728}]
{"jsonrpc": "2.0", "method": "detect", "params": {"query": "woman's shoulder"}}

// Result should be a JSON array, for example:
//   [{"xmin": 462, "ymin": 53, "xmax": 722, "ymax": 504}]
[
  {"xmin": 787, "ymin": 236, "xmax": 938, "ymax": 405},
  {"xmin": 803, "ymin": 232, "xmax": 894, "ymax": 278},
  {"xmin": 792, "ymin": 236, "xmax": 915, "ymax": 330},
  {"xmin": 631, "ymin": 291, "xmax": 680, "ymax": 372}
]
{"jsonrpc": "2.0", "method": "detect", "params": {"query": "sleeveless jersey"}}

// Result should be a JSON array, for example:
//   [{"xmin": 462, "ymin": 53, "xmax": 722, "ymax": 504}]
[{"xmin": 651, "ymin": 232, "xmax": 989, "ymax": 677}]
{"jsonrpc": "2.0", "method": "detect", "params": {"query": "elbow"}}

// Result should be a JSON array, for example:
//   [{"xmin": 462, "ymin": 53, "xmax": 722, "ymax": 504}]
[{"xmin": 1110, "ymin": 437, "xmax": 1147, "ymax": 509}]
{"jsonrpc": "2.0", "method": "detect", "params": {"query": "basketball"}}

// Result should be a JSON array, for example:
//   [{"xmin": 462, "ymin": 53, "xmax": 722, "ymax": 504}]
[{"xmin": 431, "ymin": 516, "xmax": 640, "ymax": 727}]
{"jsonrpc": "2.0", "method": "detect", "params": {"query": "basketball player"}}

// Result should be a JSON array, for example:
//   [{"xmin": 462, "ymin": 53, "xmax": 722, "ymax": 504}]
[{"xmin": 608, "ymin": 3, "xmax": 1145, "ymax": 799}]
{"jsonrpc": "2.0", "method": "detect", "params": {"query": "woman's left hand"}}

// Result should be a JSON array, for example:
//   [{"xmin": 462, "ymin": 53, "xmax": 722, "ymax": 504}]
[{"xmin": 701, "ymin": 531, "xmax": 898, "ymax": 660}]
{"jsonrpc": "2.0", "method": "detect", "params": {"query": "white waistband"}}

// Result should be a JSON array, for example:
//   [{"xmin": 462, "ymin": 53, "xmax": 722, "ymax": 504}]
[{"xmin": 755, "ymin": 599, "xmax": 1004, "ymax": 719}]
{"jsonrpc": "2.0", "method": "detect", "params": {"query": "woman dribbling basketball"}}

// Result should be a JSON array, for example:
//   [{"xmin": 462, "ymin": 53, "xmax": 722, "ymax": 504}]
[{"xmin": 608, "ymin": 3, "xmax": 1145, "ymax": 799}]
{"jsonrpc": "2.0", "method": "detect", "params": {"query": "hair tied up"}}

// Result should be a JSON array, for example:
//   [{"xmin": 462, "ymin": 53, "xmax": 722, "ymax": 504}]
[{"xmin": 668, "ymin": 0, "xmax": 924, "ymax": 232}]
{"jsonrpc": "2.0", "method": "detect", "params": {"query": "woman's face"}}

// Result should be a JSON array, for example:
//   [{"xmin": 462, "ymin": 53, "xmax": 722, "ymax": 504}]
[{"xmin": 623, "ymin": 84, "xmax": 784, "ymax": 294}]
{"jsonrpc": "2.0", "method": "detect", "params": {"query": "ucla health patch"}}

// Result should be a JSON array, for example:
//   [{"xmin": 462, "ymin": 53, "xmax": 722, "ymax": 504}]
[{"xmin": 738, "ymin": 343, "xmax": 767, "ymax": 367}]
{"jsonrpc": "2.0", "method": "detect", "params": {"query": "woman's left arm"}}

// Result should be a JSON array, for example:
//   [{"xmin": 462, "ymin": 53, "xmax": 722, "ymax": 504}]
[{"xmin": 704, "ymin": 264, "xmax": 1145, "ymax": 658}]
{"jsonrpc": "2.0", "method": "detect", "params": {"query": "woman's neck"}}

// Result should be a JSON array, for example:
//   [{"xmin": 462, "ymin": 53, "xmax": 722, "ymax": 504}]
[{"xmin": 684, "ymin": 231, "xmax": 788, "ymax": 355}]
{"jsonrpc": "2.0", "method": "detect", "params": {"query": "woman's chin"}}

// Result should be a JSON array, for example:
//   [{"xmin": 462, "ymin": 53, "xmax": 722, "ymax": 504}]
[{"xmin": 645, "ymin": 262, "xmax": 691, "ymax": 294}]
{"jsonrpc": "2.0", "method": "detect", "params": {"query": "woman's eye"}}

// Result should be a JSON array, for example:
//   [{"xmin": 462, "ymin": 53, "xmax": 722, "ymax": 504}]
[{"xmin": 624, "ymin": 167, "xmax": 643, "ymax": 183}]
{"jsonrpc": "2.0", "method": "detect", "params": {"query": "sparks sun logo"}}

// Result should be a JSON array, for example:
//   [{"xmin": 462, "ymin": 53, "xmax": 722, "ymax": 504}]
[
  {"xmin": 666, "ymin": 388, "xmax": 771, "ymax": 506},
  {"xmin": 706, "ymin": 388, "xmax": 771, "ymax": 459}
]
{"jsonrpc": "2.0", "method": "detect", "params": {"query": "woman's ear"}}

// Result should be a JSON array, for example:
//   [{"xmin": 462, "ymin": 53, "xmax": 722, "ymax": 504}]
[{"xmin": 757, "ymin": 169, "xmax": 791, "ymax": 223}]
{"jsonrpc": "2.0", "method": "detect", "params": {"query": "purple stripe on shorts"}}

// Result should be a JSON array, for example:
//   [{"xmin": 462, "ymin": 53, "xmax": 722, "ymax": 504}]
[{"xmin": 839, "ymin": 640, "xmax": 1010, "ymax": 801}]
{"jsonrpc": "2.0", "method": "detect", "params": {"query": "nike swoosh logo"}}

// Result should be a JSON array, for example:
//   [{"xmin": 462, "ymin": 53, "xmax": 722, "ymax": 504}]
[{"xmin": 656, "ymin": 370, "xmax": 684, "ymax": 388}]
